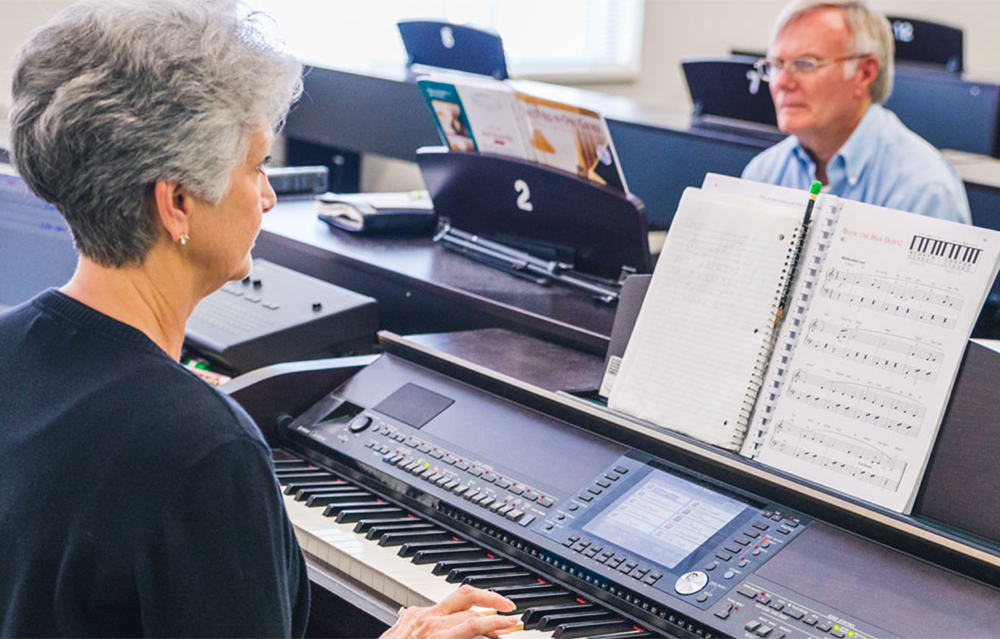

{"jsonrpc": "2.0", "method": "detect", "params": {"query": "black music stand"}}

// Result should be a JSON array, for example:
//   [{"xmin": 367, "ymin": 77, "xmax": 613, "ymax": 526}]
[
  {"xmin": 886, "ymin": 16, "xmax": 963, "ymax": 73},
  {"xmin": 398, "ymin": 20, "xmax": 508, "ymax": 80},
  {"xmin": 416, "ymin": 147, "xmax": 650, "ymax": 303},
  {"xmin": 682, "ymin": 55, "xmax": 778, "ymax": 127}
]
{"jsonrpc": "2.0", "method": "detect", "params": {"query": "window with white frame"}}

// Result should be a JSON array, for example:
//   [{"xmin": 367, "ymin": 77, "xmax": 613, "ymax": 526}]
[{"xmin": 246, "ymin": 0, "xmax": 644, "ymax": 82}]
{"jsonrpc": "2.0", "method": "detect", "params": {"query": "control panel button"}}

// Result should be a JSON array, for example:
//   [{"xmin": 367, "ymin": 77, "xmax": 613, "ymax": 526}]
[
  {"xmin": 744, "ymin": 529, "xmax": 761, "ymax": 539},
  {"xmin": 518, "ymin": 515, "xmax": 535, "ymax": 527},
  {"xmin": 745, "ymin": 621, "xmax": 761, "ymax": 632},
  {"xmin": 816, "ymin": 621, "xmax": 833, "ymax": 632},
  {"xmin": 753, "ymin": 522, "xmax": 770, "ymax": 531},
  {"xmin": 714, "ymin": 603, "xmax": 733, "ymax": 620},
  {"xmin": 495, "ymin": 479, "xmax": 511, "ymax": 489},
  {"xmin": 803, "ymin": 617, "xmax": 818, "ymax": 626},
  {"xmin": 579, "ymin": 494, "xmax": 594, "ymax": 503},
  {"xmin": 587, "ymin": 486, "xmax": 603, "ymax": 495},
  {"xmin": 737, "ymin": 585, "xmax": 757, "ymax": 599},
  {"xmin": 778, "ymin": 526, "xmax": 792, "ymax": 535},
  {"xmin": 756, "ymin": 625, "xmax": 773, "ymax": 637},
  {"xmin": 723, "ymin": 570, "xmax": 735, "ymax": 580},
  {"xmin": 605, "ymin": 473, "xmax": 620, "ymax": 482},
  {"xmin": 696, "ymin": 593, "xmax": 709, "ymax": 603},
  {"xmin": 509, "ymin": 486, "xmax": 524, "ymax": 496},
  {"xmin": 349, "ymin": 416, "xmax": 373, "ymax": 433},
  {"xmin": 613, "ymin": 466, "xmax": 628, "ymax": 474},
  {"xmin": 673, "ymin": 571, "xmax": 708, "ymax": 595},
  {"xmin": 597, "ymin": 479, "xmax": 611, "ymax": 488},
  {"xmin": 705, "ymin": 561, "xmax": 718, "ymax": 572},
  {"xmin": 784, "ymin": 609, "xmax": 804, "ymax": 620},
  {"xmin": 468, "ymin": 467, "xmax": 483, "ymax": 477},
  {"xmin": 537, "ymin": 497, "xmax": 553, "ymax": 508},
  {"xmin": 830, "ymin": 630, "xmax": 845, "ymax": 638}
]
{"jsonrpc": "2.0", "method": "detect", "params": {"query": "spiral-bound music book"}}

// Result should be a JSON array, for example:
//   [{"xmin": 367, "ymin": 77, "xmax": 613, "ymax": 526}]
[{"xmin": 608, "ymin": 175, "xmax": 1000, "ymax": 513}]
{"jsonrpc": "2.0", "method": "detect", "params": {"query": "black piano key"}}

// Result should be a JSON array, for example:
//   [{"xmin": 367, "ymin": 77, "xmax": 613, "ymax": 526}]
[
  {"xmin": 431, "ymin": 557, "xmax": 508, "ymax": 576},
  {"xmin": 305, "ymin": 491, "xmax": 372, "ymax": 507},
  {"xmin": 284, "ymin": 479, "xmax": 348, "ymax": 496},
  {"xmin": 520, "ymin": 603, "xmax": 598, "ymax": 628},
  {"xmin": 503, "ymin": 591, "xmax": 578, "ymax": 612},
  {"xmin": 490, "ymin": 583, "xmax": 559, "ymax": 597},
  {"xmin": 551, "ymin": 620, "xmax": 636, "ymax": 639},
  {"xmin": 322, "ymin": 501, "xmax": 388, "ymax": 517},
  {"xmin": 398, "ymin": 539, "xmax": 468, "ymax": 558},
  {"xmin": 274, "ymin": 471, "xmax": 333, "ymax": 485},
  {"xmin": 377, "ymin": 530, "xmax": 455, "ymax": 547},
  {"xmin": 578, "ymin": 632, "xmax": 648, "ymax": 639},
  {"xmin": 271, "ymin": 450, "xmax": 301, "ymax": 462},
  {"xmin": 411, "ymin": 546, "xmax": 485, "ymax": 564},
  {"xmin": 353, "ymin": 516, "xmax": 423, "ymax": 534},
  {"xmin": 335, "ymin": 507, "xmax": 405, "ymax": 523},
  {"xmin": 537, "ymin": 611, "xmax": 615, "ymax": 632},
  {"xmin": 294, "ymin": 484, "xmax": 358, "ymax": 501},
  {"xmin": 461, "ymin": 572, "xmax": 537, "ymax": 589},
  {"xmin": 364, "ymin": 522, "xmax": 435, "ymax": 540},
  {"xmin": 272, "ymin": 460, "xmax": 312, "ymax": 470},
  {"xmin": 445, "ymin": 563, "xmax": 519, "ymax": 583}
]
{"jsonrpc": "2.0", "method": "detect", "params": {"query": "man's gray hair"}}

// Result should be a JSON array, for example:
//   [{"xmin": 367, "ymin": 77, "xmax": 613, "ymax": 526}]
[
  {"xmin": 771, "ymin": 0, "xmax": 895, "ymax": 104},
  {"xmin": 9, "ymin": 0, "xmax": 303, "ymax": 267}
]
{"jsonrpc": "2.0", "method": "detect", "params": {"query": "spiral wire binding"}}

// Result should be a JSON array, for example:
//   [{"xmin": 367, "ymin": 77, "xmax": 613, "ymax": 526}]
[{"xmin": 741, "ymin": 198, "xmax": 844, "ymax": 456}]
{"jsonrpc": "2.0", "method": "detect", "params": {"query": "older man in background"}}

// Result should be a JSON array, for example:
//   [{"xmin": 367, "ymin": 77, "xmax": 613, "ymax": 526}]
[{"xmin": 742, "ymin": 0, "xmax": 971, "ymax": 224}]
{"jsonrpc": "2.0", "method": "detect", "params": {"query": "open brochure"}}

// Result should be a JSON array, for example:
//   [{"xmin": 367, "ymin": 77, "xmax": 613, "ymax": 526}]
[
  {"xmin": 607, "ymin": 174, "xmax": 1000, "ymax": 513},
  {"xmin": 417, "ymin": 73, "xmax": 629, "ymax": 195}
]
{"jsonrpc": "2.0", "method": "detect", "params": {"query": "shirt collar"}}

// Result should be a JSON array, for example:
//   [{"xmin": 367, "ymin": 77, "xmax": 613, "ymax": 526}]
[{"xmin": 791, "ymin": 103, "xmax": 884, "ymax": 185}]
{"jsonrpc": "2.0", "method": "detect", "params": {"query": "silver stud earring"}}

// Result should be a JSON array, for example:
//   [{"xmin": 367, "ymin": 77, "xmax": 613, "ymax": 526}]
[{"xmin": 179, "ymin": 234, "xmax": 189, "ymax": 245}]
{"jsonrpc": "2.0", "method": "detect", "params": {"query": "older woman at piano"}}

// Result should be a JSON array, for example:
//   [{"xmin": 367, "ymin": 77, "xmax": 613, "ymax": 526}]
[{"xmin": 0, "ymin": 0, "xmax": 518, "ymax": 637}]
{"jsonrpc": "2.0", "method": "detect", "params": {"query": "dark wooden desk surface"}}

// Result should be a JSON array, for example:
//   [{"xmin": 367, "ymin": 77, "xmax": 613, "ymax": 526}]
[{"xmin": 254, "ymin": 199, "xmax": 616, "ymax": 354}]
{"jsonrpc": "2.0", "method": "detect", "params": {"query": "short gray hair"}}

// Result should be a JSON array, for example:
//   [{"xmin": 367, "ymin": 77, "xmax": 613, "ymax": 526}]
[
  {"xmin": 9, "ymin": 0, "xmax": 303, "ymax": 267},
  {"xmin": 771, "ymin": 0, "xmax": 895, "ymax": 104}
]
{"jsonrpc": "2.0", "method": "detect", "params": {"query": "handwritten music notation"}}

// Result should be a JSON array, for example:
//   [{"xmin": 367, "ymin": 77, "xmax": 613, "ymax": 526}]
[
  {"xmin": 819, "ymin": 269, "xmax": 963, "ymax": 329},
  {"xmin": 769, "ymin": 421, "xmax": 906, "ymax": 492},
  {"xmin": 785, "ymin": 370, "xmax": 925, "ymax": 437},
  {"xmin": 803, "ymin": 319, "xmax": 943, "ymax": 383}
]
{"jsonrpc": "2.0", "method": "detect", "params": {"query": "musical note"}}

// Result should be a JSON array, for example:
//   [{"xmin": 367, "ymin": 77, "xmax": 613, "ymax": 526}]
[
  {"xmin": 769, "ymin": 421, "xmax": 906, "ymax": 492},
  {"xmin": 785, "ymin": 370, "xmax": 925, "ymax": 437},
  {"xmin": 819, "ymin": 269, "xmax": 963, "ymax": 329},
  {"xmin": 803, "ymin": 319, "xmax": 944, "ymax": 383}
]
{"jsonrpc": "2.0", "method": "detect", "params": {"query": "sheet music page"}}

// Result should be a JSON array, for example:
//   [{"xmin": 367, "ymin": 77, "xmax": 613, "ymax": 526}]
[
  {"xmin": 609, "ymin": 188, "xmax": 801, "ymax": 450},
  {"xmin": 754, "ymin": 202, "xmax": 1000, "ymax": 513}
]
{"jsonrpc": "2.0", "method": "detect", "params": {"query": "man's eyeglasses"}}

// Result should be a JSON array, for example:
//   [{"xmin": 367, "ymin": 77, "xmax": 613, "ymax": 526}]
[{"xmin": 753, "ymin": 54, "xmax": 870, "ymax": 82}]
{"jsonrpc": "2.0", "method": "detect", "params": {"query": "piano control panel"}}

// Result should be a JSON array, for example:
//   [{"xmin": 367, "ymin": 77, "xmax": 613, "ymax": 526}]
[
  {"xmin": 280, "ymin": 357, "xmax": 910, "ymax": 639},
  {"xmin": 532, "ymin": 455, "xmax": 805, "ymax": 612}
]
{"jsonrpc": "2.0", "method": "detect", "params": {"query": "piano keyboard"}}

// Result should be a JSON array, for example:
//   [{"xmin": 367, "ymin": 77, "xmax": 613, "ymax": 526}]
[{"xmin": 273, "ymin": 452, "xmax": 657, "ymax": 639}]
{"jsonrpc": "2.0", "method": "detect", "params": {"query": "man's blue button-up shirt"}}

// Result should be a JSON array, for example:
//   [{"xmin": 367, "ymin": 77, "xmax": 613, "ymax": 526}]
[{"xmin": 742, "ymin": 103, "xmax": 972, "ymax": 225}]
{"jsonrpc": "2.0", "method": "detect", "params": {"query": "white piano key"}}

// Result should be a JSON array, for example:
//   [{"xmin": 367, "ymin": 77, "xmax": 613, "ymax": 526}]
[{"xmin": 282, "ymin": 493, "xmax": 567, "ymax": 639}]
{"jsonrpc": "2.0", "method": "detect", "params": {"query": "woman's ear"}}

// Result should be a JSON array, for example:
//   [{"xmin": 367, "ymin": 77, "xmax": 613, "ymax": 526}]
[{"xmin": 153, "ymin": 180, "xmax": 191, "ymax": 244}]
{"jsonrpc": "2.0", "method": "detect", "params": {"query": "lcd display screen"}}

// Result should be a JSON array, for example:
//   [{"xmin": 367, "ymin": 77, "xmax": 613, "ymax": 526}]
[{"xmin": 583, "ymin": 468, "xmax": 748, "ymax": 569}]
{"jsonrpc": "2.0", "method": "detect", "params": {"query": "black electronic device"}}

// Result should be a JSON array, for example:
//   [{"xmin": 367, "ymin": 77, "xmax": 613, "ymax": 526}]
[
  {"xmin": 247, "ymin": 337, "xmax": 1000, "ymax": 639},
  {"xmin": 265, "ymin": 165, "xmax": 329, "ymax": 197},
  {"xmin": 316, "ymin": 191, "xmax": 437, "ymax": 236},
  {"xmin": 885, "ymin": 66, "xmax": 1000, "ymax": 157},
  {"xmin": 185, "ymin": 259, "xmax": 378, "ymax": 373},
  {"xmin": 416, "ymin": 147, "xmax": 651, "ymax": 287}
]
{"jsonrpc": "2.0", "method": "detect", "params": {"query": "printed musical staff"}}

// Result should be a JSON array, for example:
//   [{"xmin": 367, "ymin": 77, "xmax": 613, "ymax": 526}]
[
  {"xmin": 770, "ymin": 421, "xmax": 906, "ymax": 492},
  {"xmin": 819, "ymin": 269, "xmax": 963, "ymax": 329},
  {"xmin": 909, "ymin": 234, "xmax": 982, "ymax": 272},
  {"xmin": 803, "ymin": 319, "xmax": 943, "ymax": 383},
  {"xmin": 785, "ymin": 370, "xmax": 925, "ymax": 437}
]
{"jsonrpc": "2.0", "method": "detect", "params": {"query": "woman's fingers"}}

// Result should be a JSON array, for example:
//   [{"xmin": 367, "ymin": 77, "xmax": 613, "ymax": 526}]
[{"xmin": 432, "ymin": 584, "xmax": 516, "ymax": 616}]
